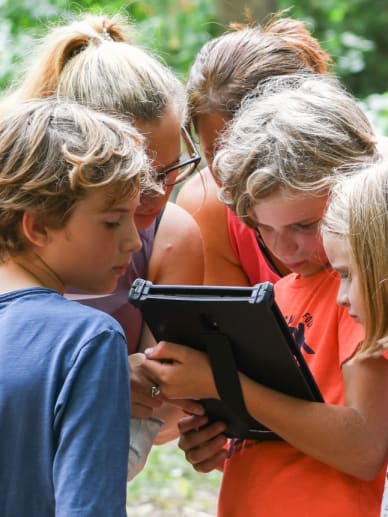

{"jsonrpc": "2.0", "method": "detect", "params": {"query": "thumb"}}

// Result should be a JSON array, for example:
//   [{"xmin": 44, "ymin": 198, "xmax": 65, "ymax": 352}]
[{"xmin": 144, "ymin": 341, "xmax": 180, "ymax": 361}]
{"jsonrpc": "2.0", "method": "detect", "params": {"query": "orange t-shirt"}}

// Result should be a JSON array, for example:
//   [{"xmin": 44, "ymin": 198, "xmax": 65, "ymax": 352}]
[{"xmin": 218, "ymin": 268, "xmax": 386, "ymax": 517}]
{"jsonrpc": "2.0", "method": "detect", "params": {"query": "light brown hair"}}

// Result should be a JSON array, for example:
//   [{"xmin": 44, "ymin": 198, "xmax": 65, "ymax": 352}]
[
  {"xmin": 0, "ymin": 97, "xmax": 151, "ymax": 258},
  {"xmin": 214, "ymin": 74, "xmax": 378, "ymax": 227},
  {"xmin": 187, "ymin": 15, "xmax": 331, "ymax": 125}
]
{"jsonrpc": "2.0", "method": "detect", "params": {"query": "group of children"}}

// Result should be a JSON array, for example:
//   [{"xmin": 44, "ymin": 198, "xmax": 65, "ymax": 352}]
[{"xmin": 1, "ymin": 9, "xmax": 388, "ymax": 517}]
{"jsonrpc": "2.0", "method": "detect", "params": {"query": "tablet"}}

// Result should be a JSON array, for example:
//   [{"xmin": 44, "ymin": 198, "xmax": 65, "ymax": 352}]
[{"xmin": 129, "ymin": 279, "xmax": 324, "ymax": 440}]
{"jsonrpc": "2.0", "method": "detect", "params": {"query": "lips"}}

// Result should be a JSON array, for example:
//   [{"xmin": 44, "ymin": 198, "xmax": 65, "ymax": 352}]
[
  {"xmin": 282, "ymin": 260, "xmax": 306, "ymax": 269},
  {"xmin": 113, "ymin": 265, "xmax": 127, "ymax": 277}
]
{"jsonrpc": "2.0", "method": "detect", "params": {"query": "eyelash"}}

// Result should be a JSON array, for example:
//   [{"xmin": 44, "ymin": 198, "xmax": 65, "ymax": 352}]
[
  {"xmin": 104, "ymin": 221, "xmax": 121, "ymax": 229},
  {"xmin": 258, "ymin": 223, "xmax": 318, "ymax": 234},
  {"xmin": 294, "ymin": 222, "xmax": 319, "ymax": 232}
]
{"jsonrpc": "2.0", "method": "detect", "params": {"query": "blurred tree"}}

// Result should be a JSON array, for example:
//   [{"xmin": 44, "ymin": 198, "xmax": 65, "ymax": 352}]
[
  {"xmin": 0, "ymin": 0, "xmax": 387, "ymax": 130},
  {"xmin": 216, "ymin": 0, "xmax": 276, "ymax": 26},
  {"xmin": 277, "ymin": 0, "xmax": 388, "ymax": 97},
  {"xmin": 0, "ymin": 0, "xmax": 220, "ymax": 91}
]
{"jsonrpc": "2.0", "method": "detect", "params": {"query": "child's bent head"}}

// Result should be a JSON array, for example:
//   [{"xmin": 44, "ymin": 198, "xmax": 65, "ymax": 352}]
[
  {"xmin": 215, "ymin": 73, "xmax": 378, "ymax": 227},
  {"xmin": 187, "ymin": 16, "xmax": 331, "ymax": 126},
  {"xmin": 0, "ymin": 97, "xmax": 151, "ymax": 259},
  {"xmin": 322, "ymin": 161, "xmax": 388, "ymax": 357}
]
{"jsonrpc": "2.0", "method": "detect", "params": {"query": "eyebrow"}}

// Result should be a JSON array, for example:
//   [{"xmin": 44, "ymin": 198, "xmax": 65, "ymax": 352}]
[
  {"xmin": 258, "ymin": 217, "xmax": 320, "ymax": 227},
  {"xmin": 101, "ymin": 207, "xmax": 132, "ymax": 214}
]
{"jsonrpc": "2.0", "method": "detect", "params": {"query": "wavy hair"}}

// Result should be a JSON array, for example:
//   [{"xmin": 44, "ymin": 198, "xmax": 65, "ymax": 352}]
[
  {"xmin": 214, "ymin": 74, "xmax": 378, "ymax": 227},
  {"xmin": 0, "ymin": 97, "xmax": 151, "ymax": 259}
]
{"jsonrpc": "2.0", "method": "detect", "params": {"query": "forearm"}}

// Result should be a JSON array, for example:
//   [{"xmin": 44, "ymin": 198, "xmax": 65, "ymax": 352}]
[{"xmin": 240, "ymin": 373, "xmax": 387, "ymax": 479}]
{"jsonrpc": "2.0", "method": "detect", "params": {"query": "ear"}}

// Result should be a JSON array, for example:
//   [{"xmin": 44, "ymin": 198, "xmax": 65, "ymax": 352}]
[{"xmin": 21, "ymin": 212, "xmax": 51, "ymax": 248}]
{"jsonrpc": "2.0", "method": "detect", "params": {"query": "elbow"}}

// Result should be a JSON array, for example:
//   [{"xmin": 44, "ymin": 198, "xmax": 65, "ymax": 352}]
[
  {"xmin": 345, "ymin": 448, "xmax": 387, "ymax": 481},
  {"xmin": 355, "ymin": 462, "xmax": 386, "ymax": 482}
]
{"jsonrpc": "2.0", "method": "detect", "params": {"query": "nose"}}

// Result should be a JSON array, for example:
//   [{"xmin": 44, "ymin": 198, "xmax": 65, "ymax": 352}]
[
  {"xmin": 336, "ymin": 281, "xmax": 349, "ymax": 308},
  {"xmin": 120, "ymin": 222, "xmax": 142, "ymax": 254},
  {"xmin": 270, "ymin": 231, "xmax": 298, "ymax": 259}
]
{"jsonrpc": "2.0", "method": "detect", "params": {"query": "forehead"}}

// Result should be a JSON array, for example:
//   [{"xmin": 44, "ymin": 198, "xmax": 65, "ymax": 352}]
[
  {"xmin": 136, "ymin": 107, "xmax": 181, "ymax": 167},
  {"xmin": 253, "ymin": 190, "xmax": 328, "ymax": 226},
  {"xmin": 74, "ymin": 186, "xmax": 139, "ymax": 214}
]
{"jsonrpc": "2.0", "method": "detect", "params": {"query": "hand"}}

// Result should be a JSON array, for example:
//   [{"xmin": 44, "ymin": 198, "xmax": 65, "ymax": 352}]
[
  {"xmin": 178, "ymin": 414, "xmax": 228, "ymax": 473},
  {"xmin": 142, "ymin": 341, "xmax": 219, "ymax": 400},
  {"xmin": 129, "ymin": 353, "xmax": 163, "ymax": 419}
]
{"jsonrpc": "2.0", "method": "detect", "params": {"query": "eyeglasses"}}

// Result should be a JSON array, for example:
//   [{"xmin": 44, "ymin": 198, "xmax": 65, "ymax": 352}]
[{"xmin": 153, "ymin": 126, "xmax": 201, "ymax": 187}]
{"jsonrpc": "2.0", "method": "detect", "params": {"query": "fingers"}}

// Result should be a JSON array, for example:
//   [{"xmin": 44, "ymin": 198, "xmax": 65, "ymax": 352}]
[
  {"xmin": 130, "ymin": 365, "xmax": 164, "ymax": 418},
  {"xmin": 144, "ymin": 341, "xmax": 181, "ymax": 361},
  {"xmin": 178, "ymin": 415, "xmax": 228, "ymax": 473},
  {"xmin": 168, "ymin": 398, "xmax": 205, "ymax": 416},
  {"xmin": 131, "ymin": 402, "xmax": 155, "ymax": 420}
]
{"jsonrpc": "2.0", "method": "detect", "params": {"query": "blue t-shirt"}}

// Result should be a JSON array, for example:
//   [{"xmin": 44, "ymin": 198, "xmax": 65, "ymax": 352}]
[{"xmin": 0, "ymin": 288, "xmax": 130, "ymax": 517}]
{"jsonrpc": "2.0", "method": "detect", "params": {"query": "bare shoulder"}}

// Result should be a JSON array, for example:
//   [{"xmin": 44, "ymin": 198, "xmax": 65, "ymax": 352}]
[
  {"xmin": 156, "ymin": 201, "xmax": 203, "ymax": 246},
  {"xmin": 176, "ymin": 167, "xmax": 224, "ymax": 221},
  {"xmin": 147, "ymin": 202, "xmax": 204, "ymax": 285},
  {"xmin": 177, "ymin": 168, "xmax": 249, "ymax": 286}
]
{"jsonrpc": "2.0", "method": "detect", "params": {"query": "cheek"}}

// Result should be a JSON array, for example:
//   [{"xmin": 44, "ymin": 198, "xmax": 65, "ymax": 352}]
[
  {"xmin": 350, "ymin": 282, "xmax": 363, "ymax": 312},
  {"xmin": 257, "ymin": 229, "xmax": 275, "ymax": 249},
  {"xmin": 301, "ymin": 233, "xmax": 327, "ymax": 259}
]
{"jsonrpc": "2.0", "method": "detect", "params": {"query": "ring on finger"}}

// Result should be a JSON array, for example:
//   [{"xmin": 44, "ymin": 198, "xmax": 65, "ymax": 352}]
[{"xmin": 151, "ymin": 384, "xmax": 161, "ymax": 397}]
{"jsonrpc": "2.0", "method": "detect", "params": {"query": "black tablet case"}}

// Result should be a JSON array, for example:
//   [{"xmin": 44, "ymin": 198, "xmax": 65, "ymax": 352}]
[{"xmin": 129, "ymin": 279, "xmax": 323, "ymax": 440}]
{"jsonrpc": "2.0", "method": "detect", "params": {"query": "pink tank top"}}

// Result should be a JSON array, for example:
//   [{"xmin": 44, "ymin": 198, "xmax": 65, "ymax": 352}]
[{"xmin": 227, "ymin": 209, "xmax": 280, "ymax": 285}]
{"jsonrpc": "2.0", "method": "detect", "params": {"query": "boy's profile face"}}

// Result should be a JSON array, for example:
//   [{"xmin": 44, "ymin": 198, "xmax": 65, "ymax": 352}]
[
  {"xmin": 37, "ymin": 186, "xmax": 141, "ymax": 294},
  {"xmin": 323, "ymin": 233, "xmax": 363, "ymax": 324},
  {"xmin": 252, "ymin": 189, "xmax": 329, "ymax": 278}
]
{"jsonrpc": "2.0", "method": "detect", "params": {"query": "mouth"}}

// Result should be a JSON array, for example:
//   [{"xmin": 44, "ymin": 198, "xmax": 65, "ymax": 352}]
[
  {"xmin": 112, "ymin": 265, "xmax": 128, "ymax": 276},
  {"xmin": 281, "ymin": 260, "xmax": 306, "ymax": 269}
]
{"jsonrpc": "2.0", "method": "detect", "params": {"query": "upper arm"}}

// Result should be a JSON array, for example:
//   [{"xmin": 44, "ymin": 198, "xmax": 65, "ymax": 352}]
[
  {"xmin": 147, "ymin": 201, "xmax": 204, "ymax": 285},
  {"xmin": 343, "ymin": 357, "xmax": 388, "ymax": 466},
  {"xmin": 177, "ymin": 169, "xmax": 250, "ymax": 286}
]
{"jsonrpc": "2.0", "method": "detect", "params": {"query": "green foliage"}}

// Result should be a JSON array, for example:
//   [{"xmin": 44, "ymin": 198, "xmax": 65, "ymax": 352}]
[
  {"xmin": 277, "ymin": 0, "xmax": 388, "ymax": 97},
  {"xmin": 360, "ymin": 93, "xmax": 388, "ymax": 136},
  {"xmin": 123, "ymin": 1, "xmax": 220, "ymax": 78},
  {"xmin": 126, "ymin": 441, "xmax": 220, "ymax": 514},
  {"xmin": 0, "ymin": 0, "xmax": 219, "ymax": 91}
]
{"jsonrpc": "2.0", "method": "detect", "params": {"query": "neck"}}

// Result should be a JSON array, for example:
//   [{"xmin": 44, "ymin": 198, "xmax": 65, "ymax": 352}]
[{"xmin": 8, "ymin": 252, "xmax": 65, "ymax": 294}]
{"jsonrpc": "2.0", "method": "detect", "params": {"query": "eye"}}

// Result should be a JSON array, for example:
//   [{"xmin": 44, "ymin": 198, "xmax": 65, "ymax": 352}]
[
  {"xmin": 294, "ymin": 221, "xmax": 320, "ymax": 232},
  {"xmin": 256, "ymin": 224, "xmax": 273, "ymax": 233},
  {"xmin": 104, "ymin": 221, "xmax": 121, "ymax": 229}
]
